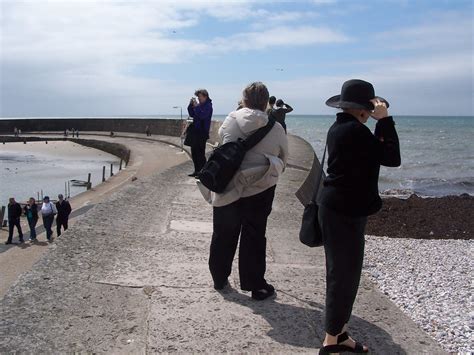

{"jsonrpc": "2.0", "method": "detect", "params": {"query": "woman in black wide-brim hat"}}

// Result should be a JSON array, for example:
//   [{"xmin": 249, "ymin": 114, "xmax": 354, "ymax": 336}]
[{"xmin": 318, "ymin": 79, "xmax": 401, "ymax": 354}]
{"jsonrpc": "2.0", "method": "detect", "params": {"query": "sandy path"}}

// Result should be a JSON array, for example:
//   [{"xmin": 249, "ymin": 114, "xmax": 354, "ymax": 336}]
[{"xmin": 0, "ymin": 134, "xmax": 189, "ymax": 298}]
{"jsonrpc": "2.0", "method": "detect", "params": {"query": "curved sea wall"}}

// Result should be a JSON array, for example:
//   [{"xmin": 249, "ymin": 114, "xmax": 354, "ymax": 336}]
[
  {"xmin": 1, "ymin": 117, "xmax": 318, "ymax": 203},
  {"xmin": 0, "ymin": 118, "xmax": 222, "ymax": 144},
  {"xmin": 0, "ymin": 136, "xmax": 131, "ymax": 165}
]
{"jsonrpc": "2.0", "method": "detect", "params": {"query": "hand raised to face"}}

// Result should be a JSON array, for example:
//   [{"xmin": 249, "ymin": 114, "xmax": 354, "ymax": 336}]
[{"xmin": 370, "ymin": 99, "xmax": 389, "ymax": 120}]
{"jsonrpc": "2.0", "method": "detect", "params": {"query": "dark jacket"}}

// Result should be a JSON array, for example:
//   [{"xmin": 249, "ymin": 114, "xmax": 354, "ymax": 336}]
[
  {"xmin": 23, "ymin": 204, "xmax": 39, "ymax": 221},
  {"xmin": 56, "ymin": 200, "xmax": 72, "ymax": 220},
  {"xmin": 319, "ymin": 113, "xmax": 401, "ymax": 217},
  {"xmin": 8, "ymin": 202, "xmax": 22, "ymax": 220},
  {"xmin": 269, "ymin": 104, "xmax": 293, "ymax": 129},
  {"xmin": 187, "ymin": 99, "xmax": 213, "ymax": 138}
]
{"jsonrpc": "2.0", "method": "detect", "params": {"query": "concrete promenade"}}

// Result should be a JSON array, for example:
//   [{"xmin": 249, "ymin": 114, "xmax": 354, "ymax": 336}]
[{"xmin": 0, "ymin": 135, "xmax": 444, "ymax": 353}]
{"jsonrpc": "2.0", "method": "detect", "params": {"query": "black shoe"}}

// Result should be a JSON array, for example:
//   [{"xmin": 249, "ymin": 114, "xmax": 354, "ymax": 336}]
[
  {"xmin": 5, "ymin": 241, "xmax": 12, "ymax": 245},
  {"xmin": 251, "ymin": 283, "xmax": 275, "ymax": 301},
  {"xmin": 19, "ymin": 239, "xmax": 24, "ymax": 244},
  {"xmin": 188, "ymin": 172, "xmax": 198, "ymax": 177},
  {"xmin": 214, "ymin": 279, "xmax": 229, "ymax": 291},
  {"xmin": 319, "ymin": 332, "xmax": 368, "ymax": 354}
]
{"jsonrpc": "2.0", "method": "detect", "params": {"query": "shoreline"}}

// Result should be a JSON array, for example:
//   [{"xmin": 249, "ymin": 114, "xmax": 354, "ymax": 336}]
[
  {"xmin": 0, "ymin": 140, "xmax": 122, "ymax": 208},
  {"xmin": 0, "ymin": 133, "xmax": 189, "ymax": 298}
]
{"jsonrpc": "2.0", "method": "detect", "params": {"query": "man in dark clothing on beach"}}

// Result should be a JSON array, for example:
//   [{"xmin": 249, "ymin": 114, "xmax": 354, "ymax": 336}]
[
  {"xmin": 6, "ymin": 197, "xmax": 24, "ymax": 244},
  {"xmin": 187, "ymin": 88, "xmax": 213, "ymax": 177},
  {"xmin": 270, "ymin": 99, "xmax": 293, "ymax": 133},
  {"xmin": 56, "ymin": 194, "xmax": 72, "ymax": 237}
]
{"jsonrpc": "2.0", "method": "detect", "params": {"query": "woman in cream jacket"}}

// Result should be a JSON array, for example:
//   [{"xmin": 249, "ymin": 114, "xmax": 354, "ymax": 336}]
[{"xmin": 199, "ymin": 82, "xmax": 288, "ymax": 300}]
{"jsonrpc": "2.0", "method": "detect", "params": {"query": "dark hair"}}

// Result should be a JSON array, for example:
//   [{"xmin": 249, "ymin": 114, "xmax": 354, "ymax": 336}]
[
  {"xmin": 242, "ymin": 82, "xmax": 269, "ymax": 112},
  {"xmin": 276, "ymin": 99, "xmax": 284, "ymax": 107},
  {"xmin": 269, "ymin": 96, "xmax": 276, "ymax": 105},
  {"xmin": 194, "ymin": 89, "xmax": 209, "ymax": 98}
]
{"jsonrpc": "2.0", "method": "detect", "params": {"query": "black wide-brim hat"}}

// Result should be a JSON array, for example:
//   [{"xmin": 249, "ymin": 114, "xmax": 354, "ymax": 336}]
[{"xmin": 326, "ymin": 79, "xmax": 389, "ymax": 111}]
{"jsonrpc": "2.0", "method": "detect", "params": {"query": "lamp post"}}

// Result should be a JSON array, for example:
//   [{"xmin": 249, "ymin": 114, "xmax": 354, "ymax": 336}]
[{"xmin": 173, "ymin": 106, "xmax": 184, "ymax": 151}]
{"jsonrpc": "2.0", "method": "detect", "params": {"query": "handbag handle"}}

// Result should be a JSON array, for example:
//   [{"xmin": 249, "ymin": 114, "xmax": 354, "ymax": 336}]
[{"xmin": 311, "ymin": 143, "xmax": 327, "ymax": 203}]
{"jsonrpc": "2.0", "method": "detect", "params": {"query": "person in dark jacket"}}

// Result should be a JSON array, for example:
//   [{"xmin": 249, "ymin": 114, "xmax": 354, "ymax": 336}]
[
  {"xmin": 6, "ymin": 197, "xmax": 24, "ymax": 244},
  {"xmin": 269, "ymin": 99, "xmax": 293, "ymax": 133},
  {"xmin": 266, "ymin": 95, "xmax": 276, "ymax": 114},
  {"xmin": 56, "ymin": 194, "xmax": 72, "ymax": 237},
  {"xmin": 317, "ymin": 79, "xmax": 400, "ymax": 355},
  {"xmin": 24, "ymin": 197, "xmax": 39, "ymax": 241},
  {"xmin": 187, "ymin": 88, "xmax": 213, "ymax": 177}
]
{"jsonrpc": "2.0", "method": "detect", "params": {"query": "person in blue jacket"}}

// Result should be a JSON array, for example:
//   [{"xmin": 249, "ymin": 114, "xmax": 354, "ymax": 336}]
[{"xmin": 187, "ymin": 89, "xmax": 213, "ymax": 177}]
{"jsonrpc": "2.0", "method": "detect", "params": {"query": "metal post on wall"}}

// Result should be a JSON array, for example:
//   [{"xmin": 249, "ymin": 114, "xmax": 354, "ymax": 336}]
[
  {"xmin": 110, "ymin": 164, "xmax": 114, "ymax": 177},
  {"xmin": 173, "ymin": 106, "xmax": 184, "ymax": 151},
  {"xmin": 119, "ymin": 159, "xmax": 123, "ymax": 171},
  {"xmin": 87, "ymin": 173, "xmax": 92, "ymax": 190},
  {"xmin": 102, "ymin": 166, "xmax": 106, "ymax": 182},
  {"xmin": 0, "ymin": 206, "xmax": 5, "ymax": 229}
]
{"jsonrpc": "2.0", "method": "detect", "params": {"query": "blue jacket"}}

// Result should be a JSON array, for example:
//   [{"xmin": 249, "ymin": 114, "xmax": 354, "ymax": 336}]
[{"xmin": 187, "ymin": 99, "xmax": 213, "ymax": 138}]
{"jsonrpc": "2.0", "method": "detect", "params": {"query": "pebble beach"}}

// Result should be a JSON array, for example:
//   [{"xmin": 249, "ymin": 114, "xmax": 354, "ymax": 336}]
[{"xmin": 364, "ymin": 235, "xmax": 473, "ymax": 353}]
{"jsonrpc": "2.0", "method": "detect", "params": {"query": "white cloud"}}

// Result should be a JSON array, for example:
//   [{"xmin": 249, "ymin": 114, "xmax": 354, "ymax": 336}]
[
  {"xmin": 212, "ymin": 25, "xmax": 349, "ymax": 51},
  {"xmin": 0, "ymin": 1, "xmax": 472, "ymax": 116},
  {"xmin": 312, "ymin": 0, "xmax": 338, "ymax": 4}
]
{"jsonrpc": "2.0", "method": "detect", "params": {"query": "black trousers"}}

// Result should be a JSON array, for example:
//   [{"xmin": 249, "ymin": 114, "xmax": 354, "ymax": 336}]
[
  {"xmin": 7, "ymin": 217, "xmax": 23, "ymax": 243},
  {"xmin": 318, "ymin": 204, "xmax": 367, "ymax": 336},
  {"xmin": 209, "ymin": 185, "xmax": 276, "ymax": 291},
  {"xmin": 56, "ymin": 216, "xmax": 69, "ymax": 236},
  {"xmin": 191, "ymin": 137, "xmax": 207, "ymax": 173},
  {"xmin": 43, "ymin": 214, "xmax": 55, "ymax": 240}
]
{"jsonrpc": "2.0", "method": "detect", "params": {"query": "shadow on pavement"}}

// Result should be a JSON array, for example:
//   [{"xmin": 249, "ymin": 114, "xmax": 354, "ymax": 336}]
[{"xmin": 220, "ymin": 287, "xmax": 407, "ymax": 354}]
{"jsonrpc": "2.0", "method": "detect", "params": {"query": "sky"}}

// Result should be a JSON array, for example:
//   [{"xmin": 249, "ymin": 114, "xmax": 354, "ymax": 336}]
[{"xmin": 0, "ymin": 0, "xmax": 473, "ymax": 117}]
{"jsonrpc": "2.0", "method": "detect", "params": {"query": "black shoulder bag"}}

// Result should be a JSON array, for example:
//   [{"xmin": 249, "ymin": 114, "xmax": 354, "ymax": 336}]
[
  {"xmin": 198, "ymin": 119, "xmax": 276, "ymax": 193},
  {"xmin": 183, "ymin": 121, "xmax": 196, "ymax": 147},
  {"xmin": 299, "ymin": 144, "xmax": 327, "ymax": 247}
]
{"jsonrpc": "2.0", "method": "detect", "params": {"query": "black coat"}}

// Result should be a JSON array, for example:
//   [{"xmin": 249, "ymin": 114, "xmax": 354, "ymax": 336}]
[
  {"xmin": 56, "ymin": 200, "xmax": 72, "ymax": 219},
  {"xmin": 8, "ymin": 202, "xmax": 22, "ymax": 220},
  {"xmin": 319, "ymin": 113, "xmax": 401, "ymax": 217},
  {"xmin": 23, "ymin": 204, "xmax": 39, "ymax": 220}
]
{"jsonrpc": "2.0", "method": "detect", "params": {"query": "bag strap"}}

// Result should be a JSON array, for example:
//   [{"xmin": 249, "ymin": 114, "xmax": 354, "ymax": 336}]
[
  {"xmin": 241, "ymin": 118, "xmax": 276, "ymax": 151},
  {"xmin": 311, "ymin": 143, "xmax": 328, "ymax": 203}
]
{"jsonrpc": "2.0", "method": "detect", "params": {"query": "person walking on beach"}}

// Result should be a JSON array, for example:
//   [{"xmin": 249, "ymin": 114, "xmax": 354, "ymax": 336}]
[
  {"xmin": 187, "ymin": 89, "xmax": 213, "ymax": 177},
  {"xmin": 203, "ymin": 82, "xmax": 288, "ymax": 300},
  {"xmin": 24, "ymin": 197, "xmax": 39, "ymax": 242},
  {"xmin": 317, "ymin": 79, "xmax": 401, "ymax": 354},
  {"xmin": 56, "ymin": 194, "xmax": 72, "ymax": 237},
  {"xmin": 145, "ymin": 125, "xmax": 151, "ymax": 136},
  {"xmin": 5, "ymin": 197, "xmax": 24, "ymax": 244},
  {"xmin": 270, "ymin": 99, "xmax": 293, "ymax": 133},
  {"xmin": 41, "ymin": 196, "xmax": 57, "ymax": 242},
  {"xmin": 13, "ymin": 127, "xmax": 18, "ymax": 137}
]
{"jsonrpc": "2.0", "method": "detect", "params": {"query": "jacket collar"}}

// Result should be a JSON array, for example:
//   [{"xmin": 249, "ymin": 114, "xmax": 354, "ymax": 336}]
[{"xmin": 336, "ymin": 112, "xmax": 360, "ymax": 123}]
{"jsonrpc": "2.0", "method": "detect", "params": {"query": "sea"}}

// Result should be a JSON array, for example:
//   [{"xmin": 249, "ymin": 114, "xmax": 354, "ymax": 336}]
[
  {"xmin": 216, "ymin": 114, "xmax": 474, "ymax": 197},
  {"xmin": 1, "ymin": 115, "xmax": 473, "ymax": 200},
  {"xmin": 0, "ymin": 141, "xmax": 120, "ymax": 211}
]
